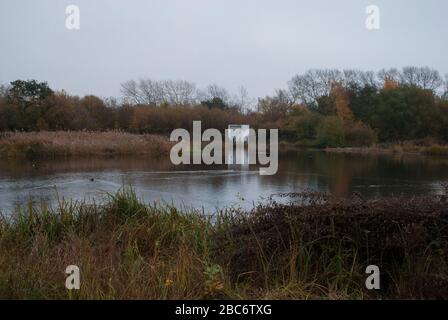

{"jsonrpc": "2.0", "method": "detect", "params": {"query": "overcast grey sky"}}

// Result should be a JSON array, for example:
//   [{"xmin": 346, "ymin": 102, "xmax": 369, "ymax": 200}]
[{"xmin": 0, "ymin": 0, "xmax": 447, "ymax": 99}]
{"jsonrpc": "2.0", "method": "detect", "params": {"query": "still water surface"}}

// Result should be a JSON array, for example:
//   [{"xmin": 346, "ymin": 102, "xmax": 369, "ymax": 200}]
[{"xmin": 1, "ymin": 150, "xmax": 448, "ymax": 213}]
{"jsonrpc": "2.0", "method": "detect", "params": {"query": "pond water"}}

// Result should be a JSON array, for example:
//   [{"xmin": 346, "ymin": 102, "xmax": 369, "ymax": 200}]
[{"xmin": 1, "ymin": 150, "xmax": 448, "ymax": 213}]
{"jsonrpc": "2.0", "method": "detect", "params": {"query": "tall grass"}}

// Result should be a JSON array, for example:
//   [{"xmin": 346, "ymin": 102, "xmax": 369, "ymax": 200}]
[
  {"xmin": 0, "ymin": 131, "xmax": 171, "ymax": 159},
  {"xmin": 0, "ymin": 188, "xmax": 447, "ymax": 299}
]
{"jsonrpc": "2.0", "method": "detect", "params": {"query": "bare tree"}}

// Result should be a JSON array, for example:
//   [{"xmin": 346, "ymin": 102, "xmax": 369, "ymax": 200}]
[
  {"xmin": 377, "ymin": 68, "xmax": 401, "ymax": 86},
  {"xmin": 231, "ymin": 86, "xmax": 254, "ymax": 113},
  {"xmin": 288, "ymin": 69, "xmax": 342, "ymax": 106},
  {"xmin": 400, "ymin": 66, "xmax": 443, "ymax": 91},
  {"xmin": 200, "ymin": 84, "xmax": 230, "ymax": 104},
  {"xmin": 121, "ymin": 80, "xmax": 146, "ymax": 105},
  {"xmin": 0, "ymin": 84, "xmax": 10, "ymax": 99},
  {"xmin": 138, "ymin": 79, "xmax": 164, "ymax": 105},
  {"xmin": 377, "ymin": 67, "xmax": 443, "ymax": 91},
  {"xmin": 418, "ymin": 67, "xmax": 443, "ymax": 91},
  {"xmin": 443, "ymin": 74, "xmax": 448, "ymax": 99},
  {"xmin": 342, "ymin": 69, "xmax": 379, "ymax": 88},
  {"xmin": 121, "ymin": 78, "xmax": 198, "ymax": 106},
  {"xmin": 162, "ymin": 80, "xmax": 197, "ymax": 105}
]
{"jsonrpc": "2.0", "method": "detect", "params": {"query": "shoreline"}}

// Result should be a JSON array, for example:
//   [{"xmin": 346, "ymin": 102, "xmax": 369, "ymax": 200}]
[
  {"xmin": 325, "ymin": 147, "xmax": 408, "ymax": 155},
  {"xmin": 326, "ymin": 144, "xmax": 448, "ymax": 156}
]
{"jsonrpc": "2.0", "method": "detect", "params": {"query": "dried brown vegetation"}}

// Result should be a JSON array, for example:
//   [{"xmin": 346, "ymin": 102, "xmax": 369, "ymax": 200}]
[
  {"xmin": 0, "ymin": 189, "xmax": 447, "ymax": 299},
  {"xmin": 0, "ymin": 131, "xmax": 171, "ymax": 159},
  {"xmin": 213, "ymin": 192, "xmax": 448, "ymax": 299}
]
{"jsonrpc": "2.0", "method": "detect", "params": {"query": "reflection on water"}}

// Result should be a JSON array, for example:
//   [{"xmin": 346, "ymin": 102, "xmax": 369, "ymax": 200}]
[{"xmin": 1, "ymin": 150, "xmax": 448, "ymax": 213}]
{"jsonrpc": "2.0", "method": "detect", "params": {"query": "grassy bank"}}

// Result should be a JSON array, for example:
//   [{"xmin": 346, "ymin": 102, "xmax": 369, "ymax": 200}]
[
  {"xmin": 0, "ymin": 188, "xmax": 447, "ymax": 299},
  {"xmin": 0, "ymin": 131, "xmax": 171, "ymax": 159},
  {"xmin": 326, "ymin": 142, "xmax": 448, "ymax": 156}
]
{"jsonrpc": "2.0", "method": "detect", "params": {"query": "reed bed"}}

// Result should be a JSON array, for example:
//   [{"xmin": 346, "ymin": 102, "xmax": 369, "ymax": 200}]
[
  {"xmin": 0, "ymin": 188, "xmax": 447, "ymax": 299},
  {"xmin": 0, "ymin": 131, "xmax": 171, "ymax": 159}
]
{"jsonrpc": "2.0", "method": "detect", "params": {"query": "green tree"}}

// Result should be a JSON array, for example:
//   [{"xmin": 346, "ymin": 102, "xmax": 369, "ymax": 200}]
[
  {"xmin": 316, "ymin": 116, "xmax": 345, "ymax": 147},
  {"xmin": 346, "ymin": 84, "xmax": 380, "ymax": 124},
  {"xmin": 370, "ymin": 86, "xmax": 438, "ymax": 141},
  {"xmin": 201, "ymin": 97, "xmax": 227, "ymax": 110},
  {"xmin": 8, "ymin": 80, "xmax": 53, "ymax": 105},
  {"xmin": 3, "ymin": 80, "xmax": 54, "ymax": 130}
]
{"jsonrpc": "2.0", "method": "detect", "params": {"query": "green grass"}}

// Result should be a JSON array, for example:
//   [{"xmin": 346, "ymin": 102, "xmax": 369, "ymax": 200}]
[{"xmin": 0, "ymin": 188, "xmax": 447, "ymax": 299}]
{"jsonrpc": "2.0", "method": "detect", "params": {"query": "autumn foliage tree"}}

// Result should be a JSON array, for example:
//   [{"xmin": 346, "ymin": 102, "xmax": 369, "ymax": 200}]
[
  {"xmin": 1, "ymin": 68, "xmax": 448, "ymax": 147},
  {"xmin": 330, "ymin": 82, "xmax": 353, "ymax": 123}
]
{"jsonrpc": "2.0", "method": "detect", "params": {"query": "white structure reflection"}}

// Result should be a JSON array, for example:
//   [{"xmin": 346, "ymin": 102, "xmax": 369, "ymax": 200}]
[{"xmin": 227, "ymin": 124, "xmax": 250, "ymax": 169}]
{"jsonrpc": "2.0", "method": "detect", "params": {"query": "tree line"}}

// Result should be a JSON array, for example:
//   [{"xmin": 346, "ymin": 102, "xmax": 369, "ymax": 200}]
[{"xmin": 1, "ymin": 67, "xmax": 448, "ymax": 147}]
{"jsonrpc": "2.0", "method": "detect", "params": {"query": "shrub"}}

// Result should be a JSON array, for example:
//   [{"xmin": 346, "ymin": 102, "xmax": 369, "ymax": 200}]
[
  {"xmin": 213, "ymin": 193, "xmax": 448, "ymax": 299},
  {"xmin": 315, "ymin": 116, "xmax": 345, "ymax": 147},
  {"xmin": 293, "ymin": 112, "xmax": 322, "ymax": 141},
  {"xmin": 344, "ymin": 121, "xmax": 377, "ymax": 147}
]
